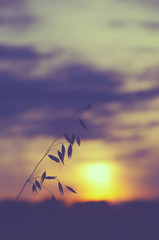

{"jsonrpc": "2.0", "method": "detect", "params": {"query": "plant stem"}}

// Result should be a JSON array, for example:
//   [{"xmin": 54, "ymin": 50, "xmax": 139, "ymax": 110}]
[
  {"xmin": 16, "ymin": 138, "xmax": 58, "ymax": 201},
  {"xmin": 15, "ymin": 106, "xmax": 89, "ymax": 201}
]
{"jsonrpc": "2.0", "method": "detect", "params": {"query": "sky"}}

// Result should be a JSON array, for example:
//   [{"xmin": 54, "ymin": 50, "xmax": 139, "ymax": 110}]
[{"xmin": 0, "ymin": 0, "xmax": 159, "ymax": 203}]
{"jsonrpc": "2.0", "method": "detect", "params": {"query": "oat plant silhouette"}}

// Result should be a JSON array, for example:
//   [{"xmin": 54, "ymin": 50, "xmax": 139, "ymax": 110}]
[{"xmin": 16, "ymin": 104, "xmax": 91, "ymax": 202}]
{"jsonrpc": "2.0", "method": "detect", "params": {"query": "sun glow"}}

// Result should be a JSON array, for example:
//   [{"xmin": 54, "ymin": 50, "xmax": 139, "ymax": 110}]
[
  {"xmin": 87, "ymin": 163, "xmax": 110, "ymax": 183},
  {"xmin": 74, "ymin": 161, "xmax": 115, "ymax": 202}
]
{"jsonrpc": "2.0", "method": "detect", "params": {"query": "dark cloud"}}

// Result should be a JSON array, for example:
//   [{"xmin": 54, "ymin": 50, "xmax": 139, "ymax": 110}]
[
  {"xmin": 54, "ymin": 64, "xmax": 123, "ymax": 91},
  {"xmin": 1, "ymin": 60, "xmax": 159, "ymax": 140},
  {"xmin": 0, "ymin": 0, "xmax": 36, "ymax": 29},
  {"xmin": 120, "ymin": 148, "xmax": 151, "ymax": 161},
  {"xmin": 0, "ymin": 64, "xmax": 124, "ymax": 119},
  {"xmin": 0, "ymin": 44, "xmax": 58, "ymax": 60},
  {"xmin": 0, "ymin": 0, "xmax": 24, "ymax": 8},
  {"xmin": 0, "ymin": 64, "xmax": 123, "ymax": 138},
  {"xmin": 0, "ymin": 15, "xmax": 36, "ymax": 29}
]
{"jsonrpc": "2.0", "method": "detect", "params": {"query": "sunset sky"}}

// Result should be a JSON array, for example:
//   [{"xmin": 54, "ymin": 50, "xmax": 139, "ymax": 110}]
[{"xmin": 0, "ymin": 0, "xmax": 159, "ymax": 204}]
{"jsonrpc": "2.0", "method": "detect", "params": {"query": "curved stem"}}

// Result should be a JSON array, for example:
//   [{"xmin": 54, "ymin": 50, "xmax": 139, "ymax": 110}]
[
  {"xmin": 15, "ymin": 180, "xmax": 29, "ymax": 202},
  {"xmin": 15, "ymin": 106, "xmax": 89, "ymax": 201},
  {"xmin": 16, "ymin": 138, "xmax": 58, "ymax": 201}
]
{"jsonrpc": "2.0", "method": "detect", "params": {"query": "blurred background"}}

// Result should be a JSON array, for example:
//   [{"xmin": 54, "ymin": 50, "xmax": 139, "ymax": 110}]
[{"xmin": 0, "ymin": 0, "xmax": 159, "ymax": 204}]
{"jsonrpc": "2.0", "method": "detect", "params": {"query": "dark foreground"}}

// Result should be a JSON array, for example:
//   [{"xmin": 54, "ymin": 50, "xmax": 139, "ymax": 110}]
[{"xmin": 0, "ymin": 199, "xmax": 159, "ymax": 240}]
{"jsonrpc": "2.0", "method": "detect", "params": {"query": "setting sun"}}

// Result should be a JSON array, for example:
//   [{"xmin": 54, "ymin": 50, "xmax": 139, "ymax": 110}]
[
  {"xmin": 73, "ymin": 160, "xmax": 123, "ymax": 203},
  {"xmin": 87, "ymin": 163, "xmax": 110, "ymax": 183}
]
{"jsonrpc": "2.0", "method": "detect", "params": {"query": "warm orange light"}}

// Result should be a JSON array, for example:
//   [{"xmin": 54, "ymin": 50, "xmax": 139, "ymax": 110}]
[{"xmin": 72, "ymin": 162, "xmax": 114, "ymax": 201}]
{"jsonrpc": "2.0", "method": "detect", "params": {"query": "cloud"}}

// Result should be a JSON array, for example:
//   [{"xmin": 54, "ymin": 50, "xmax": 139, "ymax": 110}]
[
  {"xmin": 136, "ymin": 0, "xmax": 159, "ymax": 7},
  {"xmin": 116, "ymin": 0, "xmax": 159, "ymax": 8},
  {"xmin": 0, "ymin": 44, "xmax": 57, "ymax": 60},
  {"xmin": 120, "ymin": 148, "xmax": 151, "ymax": 161},
  {"xmin": 0, "ymin": 0, "xmax": 25, "ymax": 9},
  {"xmin": 0, "ymin": 63, "xmax": 123, "ymax": 138},
  {"xmin": 139, "ymin": 21, "xmax": 159, "ymax": 31},
  {"xmin": 0, "ymin": 68, "xmax": 121, "ymax": 131},
  {"xmin": 0, "ymin": 15, "xmax": 36, "ymax": 29},
  {"xmin": 1, "ymin": 61, "xmax": 159, "ymax": 141},
  {"xmin": 0, "ymin": 44, "xmax": 64, "ymax": 77},
  {"xmin": 107, "ymin": 19, "xmax": 159, "ymax": 32},
  {"xmin": 0, "ymin": 44, "xmax": 159, "ymax": 143},
  {"xmin": 0, "ymin": 0, "xmax": 37, "ymax": 30}
]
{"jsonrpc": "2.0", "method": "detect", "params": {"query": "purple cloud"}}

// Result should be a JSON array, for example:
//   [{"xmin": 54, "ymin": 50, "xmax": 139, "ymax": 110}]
[
  {"xmin": 0, "ymin": 15, "xmax": 36, "ymax": 29},
  {"xmin": 0, "ymin": 61, "xmax": 159, "ymax": 141},
  {"xmin": 0, "ymin": 0, "xmax": 25, "ymax": 9},
  {"xmin": 0, "ymin": 44, "xmax": 58, "ymax": 60},
  {"xmin": 0, "ymin": 0, "xmax": 37, "ymax": 29},
  {"xmin": 119, "ymin": 148, "xmax": 151, "ymax": 162},
  {"xmin": 0, "ymin": 43, "xmax": 158, "ymax": 143}
]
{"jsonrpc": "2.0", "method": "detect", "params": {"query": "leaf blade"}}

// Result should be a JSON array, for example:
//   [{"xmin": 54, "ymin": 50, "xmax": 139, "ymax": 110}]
[
  {"xmin": 58, "ymin": 150, "xmax": 64, "ymax": 164},
  {"xmin": 64, "ymin": 133, "xmax": 71, "ymax": 143},
  {"xmin": 51, "ymin": 194, "xmax": 57, "ymax": 202},
  {"xmin": 41, "ymin": 171, "xmax": 46, "ymax": 184},
  {"xmin": 86, "ymin": 104, "xmax": 91, "ymax": 110},
  {"xmin": 58, "ymin": 181, "xmax": 64, "ymax": 195},
  {"xmin": 35, "ymin": 180, "xmax": 41, "ymax": 190},
  {"xmin": 61, "ymin": 144, "xmax": 65, "ymax": 159},
  {"xmin": 76, "ymin": 136, "xmax": 81, "ymax": 146},
  {"xmin": 45, "ymin": 176, "xmax": 57, "ymax": 180},
  {"xmin": 48, "ymin": 155, "xmax": 60, "ymax": 163},
  {"xmin": 32, "ymin": 184, "xmax": 37, "ymax": 193},
  {"xmin": 66, "ymin": 185, "xmax": 77, "ymax": 194},
  {"xmin": 70, "ymin": 133, "xmax": 75, "ymax": 145},
  {"xmin": 68, "ymin": 144, "xmax": 72, "ymax": 158},
  {"xmin": 79, "ymin": 118, "xmax": 87, "ymax": 130}
]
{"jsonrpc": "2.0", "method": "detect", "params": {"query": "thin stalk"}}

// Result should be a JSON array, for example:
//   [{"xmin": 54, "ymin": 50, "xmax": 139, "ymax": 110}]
[
  {"xmin": 15, "ymin": 105, "xmax": 89, "ymax": 201},
  {"xmin": 16, "ymin": 137, "xmax": 58, "ymax": 201}
]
